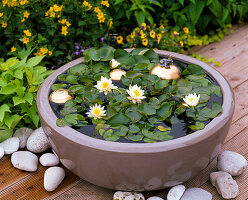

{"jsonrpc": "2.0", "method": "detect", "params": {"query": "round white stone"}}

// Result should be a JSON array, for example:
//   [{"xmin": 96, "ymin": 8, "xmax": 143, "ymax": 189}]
[
  {"xmin": 0, "ymin": 137, "xmax": 20, "ymax": 155},
  {"xmin": 11, "ymin": 151, "xmax": 38, "ymax": 172},
  {"xmin": 147, "ymin": 196, "xmax": 164, "ymax": 200},
  {"xmin": 215, "ymin": 175, "xmax": 239, "ymax": 199},
  {"xmin": 113, "ymin": 191, "xmax": 145, "ymax": 200},
  {"xmin": 44, "ymin": 167, "xmax": 65, "ymax": 192},
  {"xmin": 40, "ymin": 153, "xmax": 59, "ymax": 167},
  {"xmin": 180, "ymin": 188, "xmax": 212, "ymax": 200},
  {"xmin": 167, "ymin": 185, "xmax": 185, "ymax": 200},
  {"xmin": 0, "ymin": 146, "xmax": 4, "ymax": 159},
  {"xmin": 13, "ymin": 127, "xmax": 33, "ymax": 148},
  {"xmin": 210, "ymin": 171, "xmax": 232, "ymax": 187},
  {"xmin": 217, "ymin": 151, "xmax": 247, "ymax": 176},
  {"xmin": 27, "ymin": 127, "xmax": 50, "ymax": 153}
]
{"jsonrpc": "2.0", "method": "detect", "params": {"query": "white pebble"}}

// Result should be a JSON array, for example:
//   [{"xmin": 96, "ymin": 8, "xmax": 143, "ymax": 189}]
[
  {"xmin": 11, "ymin": 151, "xmax": 38, "ymax": 172},
  {"xmin": 180, "ymin": 188, "xmax": 212, "ymax": 200},
  {"xmin": 113, "ymin": 191, "xmax": 145, "ymax": 200},
  {"xmin": 210, "ymin": 171, "xmax": 232, "ymax": 187},
  {"xmin": 0, "ymin": 146, "xmax": 4, "ymax": 159},
  {"xmin": 44, "ymin": 167, "xmax": 65, "ymax": 192},
  {"xmin": 13, "ymin": 127, "xmax": 33, "ymax": 148},
  {"xmin": 217, "ymin": 151, "xmax": 247, "ymax": 176},
  {"xmin": 215, "ymin": 175, "xmax": 239, "ymax": 199},
  {"xmin": 147, "ymin": 197, "xmax": 164, "ymax": 200},
  {"xmin": 0, "ymin": 137, "xmax": 19, "ymax": 155},
  {"xmin": 167, "ymin": 185, "xmax": 185, "ymax": 200},
  {"xmin": 27, "ymin": 127, "xmax": 50, "ymax": 153},
  {"xmin": 40, "ymin": 153, "xmax": 59, "ymax": 167}
]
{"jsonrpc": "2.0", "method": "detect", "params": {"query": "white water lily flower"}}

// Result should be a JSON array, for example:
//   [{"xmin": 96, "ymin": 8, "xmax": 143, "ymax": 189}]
[
  {"xmin": 86, "ymin": 104, "xmax": 106, "ymax": 119},
  {"xmin": 110, "ymin": 59, "xmax": 120, "ymax": 69},
  {"xmin": 127, "ymin": 84, "xmax": 146, "ymax": 104},
  {"xmin": 183, "ymin": 93, "xmax": 200, "ymax": 107},
  {"xmin": 95, "ymin": 76, "xmax": 118, "ymax": 95}
]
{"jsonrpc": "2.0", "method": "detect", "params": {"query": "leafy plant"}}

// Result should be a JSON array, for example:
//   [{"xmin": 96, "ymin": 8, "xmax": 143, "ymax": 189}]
[
  {"xmin": 52, "ymin": 46, "xmax": 222, "ymax": 143},
  {"xmin": 158, "ymin": 0, "xmax": 248, "ymax": 34},
  {"xmin": 0, "ymin": 47, "xmax": 52, "ymax": 142}
]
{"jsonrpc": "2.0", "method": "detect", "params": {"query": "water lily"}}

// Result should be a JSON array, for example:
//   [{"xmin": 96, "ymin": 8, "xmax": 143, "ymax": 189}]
[
  {"xmin": 95, "ymin": 76, "xmax": 118, "ymax": 95},
  {"xmin": 86, "ymin": 104, "xmax": 106, "ymax": 119},
  {"xmin": 127, "ymin": 85, "xmax": 146, "ymax": 104},
  {"xmin": 110, "ymin": 59, "xmax": 120, "ymax": 69},
  {"xmin": 183, "ymin": 93, "xmax": 200, "ymax": 107}
]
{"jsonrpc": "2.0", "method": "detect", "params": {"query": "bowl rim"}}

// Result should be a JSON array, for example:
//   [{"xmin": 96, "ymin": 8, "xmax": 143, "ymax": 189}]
[{"xmin": 37, "ymin": 49, "xmax": 235, "ymax": 153}]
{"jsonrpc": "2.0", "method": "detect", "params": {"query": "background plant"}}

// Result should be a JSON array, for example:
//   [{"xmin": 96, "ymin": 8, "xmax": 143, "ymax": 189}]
[
  {"xmin": 0, "ymin": 0, "xmax": 112, "ymax": 67},
  {"xmin": 0, "ymin": 47, "xmax": 51, "ymax": 142}
]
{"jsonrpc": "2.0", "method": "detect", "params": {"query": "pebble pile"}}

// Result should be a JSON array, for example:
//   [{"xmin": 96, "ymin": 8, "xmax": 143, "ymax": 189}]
[{"xmin": 0, "ymin": 127, "xmax": 64, "ymax": 192}]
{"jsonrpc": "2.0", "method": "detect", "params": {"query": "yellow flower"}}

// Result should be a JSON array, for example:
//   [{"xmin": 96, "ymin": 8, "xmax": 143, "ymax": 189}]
[
  {"xmin": 61, "ymin": 26, "xmax": 68, "ymax": 36},
  {"xmin": 141, "ymin": 22, "xmax": 146, "ymax": 29},
  {"xmin": 150, "ymin": 30, "xmax": 156, "ymax": 38},
  {"xmin": 126, "ymin": 36, "xmax": 130, "ymax": 42},
  {"xmin": 24, "ymin": 11, "xmax": 30, "ymax": 18},
  {"xmin": 94, "ymin": 7, "xmax": 101, "ymax": 13},
  {"xmin": 130, "ymin": 32, "xmax": 135, "ymax": 39},
  {"xmin": 22, "ymin": 37, "xmax": 29, "ymax": 44},
  {"xmin": 173, "ymin": 31, "xmax": 179, "ymax": 36},
  {"xmin": 141, "ymin": 33, "xmax": 146, "ymax": 39},
  {"xmin": 116, "ymin": 36, "xmax": 123, "ymax": 44},
  {"xmin": 19, "ymin": 0, "xmax": 28, "ymax": 5},
  {"xmin": 21, "ymin": 18, "xmax": 25, "ymax": 22},
  {"xmin": 24, "ymin": 29, "xmax": 31, "ymax": 37},
  {"xmin": 179, "ymin": 41, "xmax": 184, "ymax": 47},
  {"xmin": 157, "ymin": 33, "xmax": 162, "ymax": 40},
  {"xmin": 83, "ymin": 0, "xmax": 89, "ymax": 6},
  {"xmin": 66, "ymin": 21, "xmax": 71, "ymax": 27},
  {"xmin": 40, "ymin": 47, "xmax": 48, "ymax": 54},
  {"xmin": 49, "ymin": 51, "xmax": 52, "ymax": 56},
  {"xmin": 109, "ymin": 20, "xmax": 113, "ymax": 28},
  {"xmin": 183, "ymin": 27, "xmax": 189, "ymax": 34},
  {"xmin": 142, "ymin": 38, "xmax": 148, "ymax": 46},
  {"xmin": 11, "ymin": 46, "xmax": 16, "ymax": 52},
  {"xmin": 1, "ymin": 21, "xmax": 7, "ymax": 28},
  {"xmin": 0, "ymin": 13, "xmax": 3, "ymax": 18},
  {"xmin": 101, "ymin": 0, "xmax": 109, "ymax": 7}
]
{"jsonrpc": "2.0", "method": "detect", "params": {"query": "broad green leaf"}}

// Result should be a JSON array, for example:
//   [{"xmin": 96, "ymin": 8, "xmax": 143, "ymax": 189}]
[
  {"xmin": 4, "ymin": 114, "xmax": 23, "ymax": 129},
  {"xmin": 0, "ymin": 125, "xmax": 13, "ymax": 142},
  {"xmin": 125, "ymin": 106, "xmax": 143, "ymax": 123},
  {"xmin": 157, "ymin": 102, "xmax": 172, "ymax": 120},
  {"xmin": 0, "ymin": 104, "xmax": 10, "ymax": 122},
  {"xmin": 129, "ymin": 124, "xmax": 140, "ymax": 133},
  {"xmin": 155, "ymin": 80, "xmax": 169, "ymax": 90},
  {"xmin": 99, "ymin": 46, "xmax": 115, "ymax": 61},
  {"xmin": 126, "ymin": 132, "xmax": 143, "ymax": 141},
  {"xmin": 56, "ymin": 118, "xmax": 71, "ymax": 127},
  {"xmin": 182, "ymin": 64, "xmax": 206, "ymax": 76},
  {"xmin": 115, "ymin": 126, "xmax": 128, "ymax": 137},
  {"xmin": 51, "ymin": 84, "xmax": 67, "ymax": 91},
  {"xmin": 138, "ymin": 103, "xmax": 156, "ymax": 115},
  {"xmin": 84, "ymin": 47, "xmax": 100, "ymax": 62},
  {"xmin": 126, "ymin": 71, "xmax": 143, "ymax": 79},
  {"xmin": 189, "ymin": 121, "xmax": 205, "ymax": 130},
  {"xmin": 187, "ymin": 0, "xmax": 205, "ymax": 25},
  {"xmin": 26, "ymin": 56, "xmax": 45, "ymax": 67},
  {"xmin": 109, "ymin": 113, "xmax": 130, "ymax": 125},
  {"xmin": 67, "ymin": 64, "xmax": 89, "ymax": 76}
]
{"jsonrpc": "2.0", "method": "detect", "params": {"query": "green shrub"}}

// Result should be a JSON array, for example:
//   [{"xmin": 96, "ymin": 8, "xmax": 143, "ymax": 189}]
[
  {"xmin": 0, "ymin": 47, "xmax": 52, "ymax": 142},
  {"xmin": 0, "ymin": 0, "xmax": 112, "ymax": 63},
  {"xmin": 158, "ymin": 0, "xmax": 248, "ymax": 34}
]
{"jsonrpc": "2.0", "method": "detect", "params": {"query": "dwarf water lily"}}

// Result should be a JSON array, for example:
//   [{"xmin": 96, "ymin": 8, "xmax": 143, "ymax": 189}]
[
  {"xmin": 127, "ymin": 84, "xmax": 146, "ymax": 104},
  {"xmin": 86, "ymin": 104, "xmax": 106, "ymax": 119},
  {"xmin": 183, "ymin": 93, "xmax": 201, "ymax": 107},
  {"xmin": 110, "ymin": 59, "xmax": 120, "ymax": 69},
  {"xmin": 95, "ymin": 76, "xmax": 118, "ymax": 95}
]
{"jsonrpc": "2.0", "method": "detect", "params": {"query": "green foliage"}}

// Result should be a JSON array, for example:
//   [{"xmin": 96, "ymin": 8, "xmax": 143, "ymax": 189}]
[
  {"xmin": 0, "ymin": 48, "xmax": 52, "ymax": 142},
  {"xmin": 0, "ymin": 0, "xmax": 112, "ymax": 63},
  {"xmin": 53, "ymin": 47, "xmax": 223, "ymax": 143},
  {"xmin": 158, "ymin": 0, "xmax": 248, "ymax": 33}
]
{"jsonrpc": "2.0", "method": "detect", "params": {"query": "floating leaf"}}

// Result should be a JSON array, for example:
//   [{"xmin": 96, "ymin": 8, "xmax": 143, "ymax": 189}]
[
  {"xmin": 157, "ymin": 102, "xmax": 172, "ymax": 120},
  {"xmin": 189, "ymin": 121, "xmax": 205, "ymax": 130},
  {"xmin": 109, "ymin": 113, "xmax": 130, "ymax": 125}
]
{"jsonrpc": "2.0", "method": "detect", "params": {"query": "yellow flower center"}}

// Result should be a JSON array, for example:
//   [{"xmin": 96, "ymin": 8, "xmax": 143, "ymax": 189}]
[
  {"xmin": 133, "ymin": 90, "xmax": 140, "ymax": 97},
  {"xmin": 93, "ymin": 108, "xmax": 100, "ymax": 115},
  {"xmin": 190, "ymin": 98, "xmax": 194, "ymax": 102},
  {"xmin": 102, "ymin": 82, "xmax": 109, "ymax": 89}
]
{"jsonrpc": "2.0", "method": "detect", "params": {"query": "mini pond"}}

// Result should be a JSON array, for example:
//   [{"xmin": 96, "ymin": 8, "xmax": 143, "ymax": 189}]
[{"xmin": 49, "ymin": 47, "xmax": 223, "ymax": 143}]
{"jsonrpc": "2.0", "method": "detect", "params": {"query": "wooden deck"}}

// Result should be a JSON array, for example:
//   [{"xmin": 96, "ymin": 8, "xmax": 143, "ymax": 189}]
[{"xmin": 1, "ymin": 25, "xmax": 248, "ymax": 200}]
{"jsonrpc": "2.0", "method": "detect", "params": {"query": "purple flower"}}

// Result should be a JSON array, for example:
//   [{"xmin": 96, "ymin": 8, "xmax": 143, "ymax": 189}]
[
  {"xmin": 74, "ymin": 42, "xmax": 79, "ymax": 46},
  {"xmin": 100, "ymin": 37, "xmax": 106, "ymax": 42},
  {"xmin": 75, "ymin": 46, "xmax": 80, "ymax": 50},
  {"xmin": 138, "ymin": 33, "xmax": 141, "ymax": 36},
  {"xmin": 140, "ymin": 26, "xmax": 144, "ymax": 30},
  {"xmin": 80, "ymin": 49, "xmax": 85, "ymax": 53},
  {"xmin": 74, "ymin": 51, "xmax": 80, "ymax": 56}
]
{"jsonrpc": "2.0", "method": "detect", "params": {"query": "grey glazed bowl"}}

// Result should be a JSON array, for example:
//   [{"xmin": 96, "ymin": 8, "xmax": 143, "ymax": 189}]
[{"xmin": 37, "ymin": 50, "xmax": 234, "ymax": 191}]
